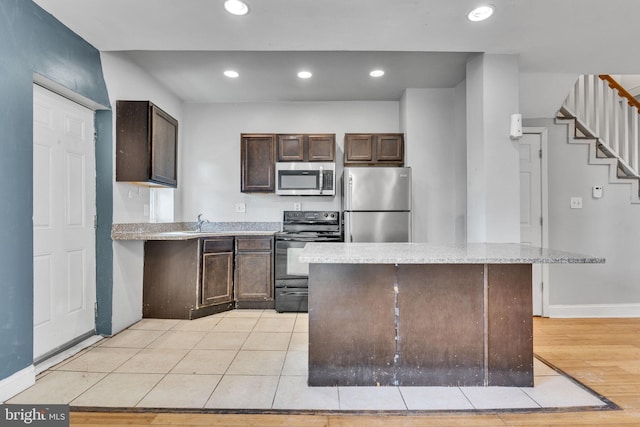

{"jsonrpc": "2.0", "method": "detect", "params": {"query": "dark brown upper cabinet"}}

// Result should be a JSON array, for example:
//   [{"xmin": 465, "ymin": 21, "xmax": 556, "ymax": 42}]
[
  {"xmin": 277, "ymin": 134, "xmax": 305, "ymax": 161},
  {"xmin": 241, "ymin": 134, "xmax": 276, "ymax": 193},
  {"xmin": 116, "ymin": 100, "xmax": 178, "ymax": 187},
  {"xmin": 344, "ymin": 133, "xmax": 404, "ymax": 166},
  {"xmin": 277, "ymin": 133, "xmax": 335, "ymax": 162}
]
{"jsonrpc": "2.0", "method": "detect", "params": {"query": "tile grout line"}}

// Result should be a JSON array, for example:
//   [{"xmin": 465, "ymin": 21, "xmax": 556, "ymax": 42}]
[
  {"xmin": 65, "ymin": 323, "xmax": 172, "ymax": 407},
  {"xmin": 193, "ymin": 314, "xmax": 241, "ymax": 409},
  {"xmin": 204, "ymin": 310, "xmax": 261, "ymax": 408},
  {"xmin": 270, "ymin": 312, "xmax": 297, "ymax": 409},
  {"xmin": 135, "ymin": 318, "xmax": 214, "ymax": 409},
  {"xmin": 88, "ymin": 322, "xmax": 179, "ymax": 408},
  {"xmin": 22, "ymin": 310, "xmax": 610, "ymax": 412}
]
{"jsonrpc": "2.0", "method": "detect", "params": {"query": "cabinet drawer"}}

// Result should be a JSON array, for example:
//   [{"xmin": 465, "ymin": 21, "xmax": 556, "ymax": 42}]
[
  {"xmin": 236, "ymin": 236, "xmax": 273, "ymax": 252},
  {"xmin": 202, "ymin": 238, "xmax": 234, "ymax": 253}
]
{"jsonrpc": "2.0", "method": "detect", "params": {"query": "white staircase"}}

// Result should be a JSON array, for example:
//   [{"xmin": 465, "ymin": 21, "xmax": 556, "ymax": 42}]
[{"xmin": 558, "ymin": 74, "xmax": 640, "ymax": 203}]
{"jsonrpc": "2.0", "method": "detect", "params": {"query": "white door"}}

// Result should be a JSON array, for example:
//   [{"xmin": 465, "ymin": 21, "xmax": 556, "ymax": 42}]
[
  {"xmin": 519, "ymin": 132, "xmax": 543, "ymax": 316},
  {"xmin": 33, "ymin": 84, "xmax": 96, "ymax": 360}
]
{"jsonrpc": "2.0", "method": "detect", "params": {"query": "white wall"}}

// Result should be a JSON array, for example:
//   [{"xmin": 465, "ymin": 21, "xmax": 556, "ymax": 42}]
[
  {"xmin": 100, "ymin": 51, "xmax": 184, "ymax": 333},
  {"xmin": 453, "ymin": 80, "xmax": 468, "ymax": 242},
  {"xmin": 400, "ymin": 88, "xmax": 464, "ymax": 243},
  {"xmin": 466, "ymin": 54, "xmax": 521, "ymax": 243},
  {"xmin": 526, "ymin": 118, "xmax": 640, "ymax": 317},
  {"xmin": 179, "ymin": 102, "xmax": 400, "ymax": 222},
  {"xmin": 618, "ymin": 75, "xmax": 640, "ymax": 95},
  {"xmin": 100, "ymin": 52, "xmax": 183, "ymax": 224},
  {"xmin": 519, "ymin": 73, "xmax": 578, "ymax": 119}
]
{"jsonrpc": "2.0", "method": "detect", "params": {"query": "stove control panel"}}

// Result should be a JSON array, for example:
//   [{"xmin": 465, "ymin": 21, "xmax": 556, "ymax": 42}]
[{"xmin": 283, "ymin": 210, "xmax": 339, "ymax": 222}]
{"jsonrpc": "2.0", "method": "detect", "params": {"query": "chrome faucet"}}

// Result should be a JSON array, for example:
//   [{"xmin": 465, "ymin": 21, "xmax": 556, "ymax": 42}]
[{"xmin": 196, "ymin": 213, "xmax": 208, "ymax": 232}]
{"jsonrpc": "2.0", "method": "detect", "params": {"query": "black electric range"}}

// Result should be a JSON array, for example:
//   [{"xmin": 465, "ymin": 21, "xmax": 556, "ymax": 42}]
[{"xmin": 274, "ymin": 211, "xmax": 342, "ymax": 312}]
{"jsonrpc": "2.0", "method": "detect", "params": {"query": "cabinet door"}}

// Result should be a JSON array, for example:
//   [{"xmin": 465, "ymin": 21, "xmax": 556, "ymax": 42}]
[
  {"xmin": 201, "ymin": 251, "xmax": 234, "ymax": 306},
  {"xmin": 376, "ymin": 134, "xmax": 404, "ymax": 163},
  {"xmin": 241, "ymin": 134, "xmax": 276, "ymax": 192},
  {"xmin": 344, "ymin": 134, "xmax": 374, "ymax": 163},
  {"xmin": 308, "ymin": 134, "xmax": 335, "ymax": 161},
  {"xmin": 235, "ymin": 236, "xmax": 273, "ymax": 302},
  {"xmin": 116, "ymin": 101, "xmax": 178, "ymax": 187},
  {"xmin": 235, "ymin": 252, "xmax": 273, "ymax": 301},
  {"xmin": 277, "ymin": 134, "xmax": 304, "ymax": 161},
  {"xmin": 150, "ymin": 105, "xmax": 178, "ymax": 186}
]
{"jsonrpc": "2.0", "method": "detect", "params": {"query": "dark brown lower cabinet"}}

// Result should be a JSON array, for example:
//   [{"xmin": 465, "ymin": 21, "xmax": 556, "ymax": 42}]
[
  {"xmin": 201, "ymin": 237, "xmax": 234, "ymax": 307},
  {"xmin": 143, "ymin": 239, "xmax": 199, "ymax": 319},
  {"xmin": 235, "ymin": 236, "xmax": 274, "ymax": 309},
  {"xmin": 143, "ymin": 235, "xmax": 274, "ymax": 319}
]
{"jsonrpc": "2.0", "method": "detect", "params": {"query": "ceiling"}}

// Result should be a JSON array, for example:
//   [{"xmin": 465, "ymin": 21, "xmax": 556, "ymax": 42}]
[{"xmin": 32, "ymin": 0, "xmax": 640, "ymax": 103}]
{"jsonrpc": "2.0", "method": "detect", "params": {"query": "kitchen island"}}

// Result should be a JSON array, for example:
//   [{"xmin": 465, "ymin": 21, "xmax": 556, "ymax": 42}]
[{"xmin": 299, "ymin": 242, "xmax": 604, "ymax": 387}]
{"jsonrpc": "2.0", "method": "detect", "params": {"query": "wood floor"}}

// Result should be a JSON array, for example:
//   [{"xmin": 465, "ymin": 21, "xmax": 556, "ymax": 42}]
[{"xmin": 70, "ymin": 317, "xmax": 640, "ymax": 426}]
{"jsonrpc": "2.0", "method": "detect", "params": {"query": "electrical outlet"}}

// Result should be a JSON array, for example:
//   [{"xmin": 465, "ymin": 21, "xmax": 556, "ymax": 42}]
[
  {"xmin": 293, "ymin": 202, "xmax": 301, "ymax": 211},
  {"xmin": 235, "ymin": 202, "xmax": 246, "ymax": 213},
  {"xmin": 570, "ymin": 197, "xmax": 582, "ymax": 209}
]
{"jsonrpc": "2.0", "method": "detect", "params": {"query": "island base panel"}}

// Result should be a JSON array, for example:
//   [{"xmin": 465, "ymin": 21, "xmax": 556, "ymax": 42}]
[
  {"xmin": 308, "ymin": 264, "xmax": 396, "ymax": 386},
  {"xmin": 487, "ymin": 264, "xmax": 534, "ymax": 387},
  {"xmin": 396, "ymin": 264, "xmax": 485, "ymax": 386},
  {"xmin": 308, "ymin": 263, "xmax": 534, "ymax": 387}
]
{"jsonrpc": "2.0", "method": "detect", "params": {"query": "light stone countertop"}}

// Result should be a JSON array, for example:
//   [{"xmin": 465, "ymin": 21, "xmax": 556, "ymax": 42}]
[
  {"xmin": 111, "ymin": 222, "xmax": 281, "ymax": 241},
  {"xmin": 299, "ymin": 242, "xmax": 605, "ymax": 264}
]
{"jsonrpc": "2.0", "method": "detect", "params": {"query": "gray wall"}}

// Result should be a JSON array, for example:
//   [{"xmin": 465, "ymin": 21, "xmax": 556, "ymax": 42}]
[
  {"xmin": 527, "ymin": 118, "xmax": 640, "ymax": 315},
  {"xmin": 466, "ymin": 54, "xmax": 521, "ymax": 243},
  {"xmin": 0, "ymin": 0, "xmax": 111, "ymax": 382},
  {"xmin": 179, "ymin": 101, "xmax": 400, "ymax": 222},
  {"xmin": 401, "ymin": 88, "xmax": 465, "ymax": 243}
]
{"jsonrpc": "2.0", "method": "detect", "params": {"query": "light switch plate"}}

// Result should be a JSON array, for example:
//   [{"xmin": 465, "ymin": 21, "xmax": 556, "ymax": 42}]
[
  {"xmin": 235, "ymin": 202, "xmax": 246, "ymax": 213},
  {"xmin": 570, "ymin": 197, "xmax": 582, "ymax": 209}
]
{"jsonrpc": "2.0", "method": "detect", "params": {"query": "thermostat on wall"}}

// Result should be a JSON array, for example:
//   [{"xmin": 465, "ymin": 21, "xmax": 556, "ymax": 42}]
[{"xmin": 592, "ymin": 186, "xmax": 603, "ymax": 199}]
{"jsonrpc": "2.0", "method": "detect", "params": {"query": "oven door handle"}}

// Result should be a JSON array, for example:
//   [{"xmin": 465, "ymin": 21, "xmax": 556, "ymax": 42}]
[
  {"xmin": 276, "ymin": 237, "xmax": 313, "ymax": 243},
  {"xmin": 279, "ymin": 291, "xmax": 308, "ymax": 296}
]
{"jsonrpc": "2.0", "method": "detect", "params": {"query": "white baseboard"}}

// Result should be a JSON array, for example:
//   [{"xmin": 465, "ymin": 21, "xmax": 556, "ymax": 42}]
[
  {"xmin": 548, "ymin": 303, "xmax": 640, "ymax": 318},
  {"xmin": 0, "ymin": 365, "xmax": 35, "ymax": 403},
  {"xmin": 35, "ymin": 335, "xmax": 103, "ymax": 375}
]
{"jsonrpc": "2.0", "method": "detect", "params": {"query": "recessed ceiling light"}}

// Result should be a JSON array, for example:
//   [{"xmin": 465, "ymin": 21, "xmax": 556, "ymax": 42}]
[
  {"xmin": 369, "ymin": 69, "xmax": 385, "ymax": 78},
  {"xmin": 467, "ymin": 5, "xmax": 494, "ymax": 22},
  {"xmin": 224, "ymin": 0, "xmax": 249, "ymax": 16},
  {"xmin": 224, "ymin": 70, "xmax": 239, "ymax": 78},
  {"xmin": 297, "ymin": 71, "xmax": 312, "ymax": 79}
]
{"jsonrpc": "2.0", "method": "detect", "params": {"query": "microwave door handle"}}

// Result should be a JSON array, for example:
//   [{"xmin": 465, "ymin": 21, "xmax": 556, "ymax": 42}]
[{"xmin": 319, "ymin": 166, "xmax": 324, "ymax": 195}]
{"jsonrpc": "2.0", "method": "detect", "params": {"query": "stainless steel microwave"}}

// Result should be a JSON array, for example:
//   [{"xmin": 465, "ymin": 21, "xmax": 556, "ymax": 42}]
[{"xmin": 275, "ymin": 162, "xmax": 335, "ymax": 196}]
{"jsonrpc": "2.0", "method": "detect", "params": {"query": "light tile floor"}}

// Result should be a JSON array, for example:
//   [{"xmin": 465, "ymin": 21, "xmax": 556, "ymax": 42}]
[{"xmin": 8, "ymin": 310, "xmax": 608, "ymax": 411}]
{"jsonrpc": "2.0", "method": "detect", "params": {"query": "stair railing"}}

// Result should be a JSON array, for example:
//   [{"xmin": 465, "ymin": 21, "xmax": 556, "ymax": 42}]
[{"xmin": 563, "ymin": 74, "xmax": 640, "ymax": 177}]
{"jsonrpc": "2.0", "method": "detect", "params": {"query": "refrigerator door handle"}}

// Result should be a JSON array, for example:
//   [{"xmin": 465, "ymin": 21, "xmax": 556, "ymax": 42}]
[
  {"xmin": 347, "ymin": 174, "xmax": 353, "ymax": 242},
  {"xmin": 348, "ymin": 174, "xmax": 353, "ymax": 211}
]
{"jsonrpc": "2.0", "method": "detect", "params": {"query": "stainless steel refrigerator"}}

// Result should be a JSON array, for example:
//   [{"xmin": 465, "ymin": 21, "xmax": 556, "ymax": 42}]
[{"xmin": 342, "ymin": 167, "xmax": 412, "ymax": 242}]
